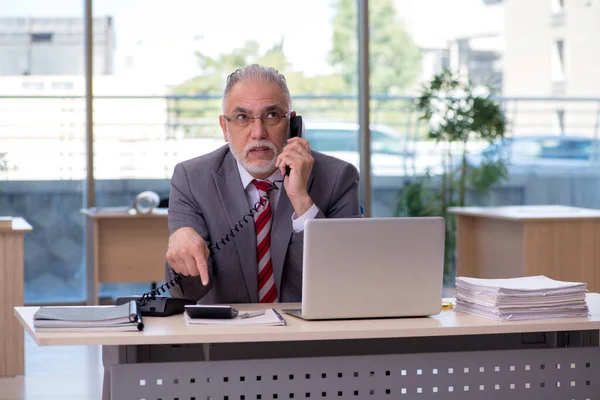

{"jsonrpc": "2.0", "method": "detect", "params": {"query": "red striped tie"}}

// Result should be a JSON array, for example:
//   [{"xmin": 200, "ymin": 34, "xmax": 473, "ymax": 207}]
[{"xmin": 252, "ymin": 180, "xmax": 278, "ymax": 303}]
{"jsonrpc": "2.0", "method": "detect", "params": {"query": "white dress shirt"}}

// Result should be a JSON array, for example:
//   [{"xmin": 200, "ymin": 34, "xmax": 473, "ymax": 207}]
[{"xmin": 236, "ymin": 162, "xmax": 319, "ymax": 232}]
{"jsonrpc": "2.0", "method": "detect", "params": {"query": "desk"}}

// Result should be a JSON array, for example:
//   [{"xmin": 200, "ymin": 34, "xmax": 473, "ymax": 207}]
[
  {"xmin": 81, "ymin": 208, "xmax": 169, "ymax": 305},
  {"xmin": 15, "ymin": 294, "xmax": 600, "ymax": 399},
  {"xmin": 449, "ymin": 205, "xmax": 600, "ymax": 291},
  {"xmin": 1, "ymin": 217, "xmax": 32, "ymax": 377}
]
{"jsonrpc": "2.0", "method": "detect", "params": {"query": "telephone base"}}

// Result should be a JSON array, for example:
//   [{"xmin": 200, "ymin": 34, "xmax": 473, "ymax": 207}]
[{"xmin": 115, "ymin": 296, "xmax": 196, "ymax": 317}]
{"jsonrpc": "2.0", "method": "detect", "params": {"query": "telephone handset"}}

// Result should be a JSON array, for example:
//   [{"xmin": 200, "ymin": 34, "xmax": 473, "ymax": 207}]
[
  {"xmin": 120, "ymin": 115, "xmax": 303, "ymax": 316},
  {"xmin": 286, "ymin": 115, "xmax": 302, "ymax": 176},
  {"xmin": 289, "ymin": 115, "xmax": 302, "ymax": 139}
]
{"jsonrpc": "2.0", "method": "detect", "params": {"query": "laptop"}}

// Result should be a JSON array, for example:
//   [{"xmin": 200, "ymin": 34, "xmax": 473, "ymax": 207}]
[{"xmin": 283, "ymin": 217, "xmax": 445, "ymax": 320}]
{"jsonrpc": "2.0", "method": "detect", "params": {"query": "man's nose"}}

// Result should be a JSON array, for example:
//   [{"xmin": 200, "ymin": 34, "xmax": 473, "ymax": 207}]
[{"xmin": 250, "ymin": 117, "xmax": 267, "ymax": 139}]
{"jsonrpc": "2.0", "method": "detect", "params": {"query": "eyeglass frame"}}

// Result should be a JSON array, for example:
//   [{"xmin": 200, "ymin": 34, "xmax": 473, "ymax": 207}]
[{"xmin": 222, "ymin": 110, "xmax": 294, "ymax": 128}]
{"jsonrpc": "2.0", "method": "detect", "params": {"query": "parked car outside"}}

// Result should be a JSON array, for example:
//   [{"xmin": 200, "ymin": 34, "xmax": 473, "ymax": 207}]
[
  {"xmin": 467, "ymin": 135, "xmax": 600, "ymax": 175},
  {"xmin": 303, "ymin": 121, "xmax": 443, "ymax": 176}
]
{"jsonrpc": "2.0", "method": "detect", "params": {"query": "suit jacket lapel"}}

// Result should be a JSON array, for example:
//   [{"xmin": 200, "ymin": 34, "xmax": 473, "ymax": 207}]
[
  {"xmin": 212, "ymin": 152, "xmax": 258, "ymax": 303},
  {"xmin": 271, "ymin": 174, "xmax": 314, "ymax": 294}
]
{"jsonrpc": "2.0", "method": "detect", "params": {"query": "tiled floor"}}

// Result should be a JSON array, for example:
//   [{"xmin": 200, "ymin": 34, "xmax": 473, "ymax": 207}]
[{"xmin": 0, "ymin": 335, "xmax": 103, "ymax": 400}]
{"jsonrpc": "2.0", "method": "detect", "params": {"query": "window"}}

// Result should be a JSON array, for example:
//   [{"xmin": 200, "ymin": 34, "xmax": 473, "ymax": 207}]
[
  {"xmin": 21, "ymin": 81, "xmax": 44, "ymax": 90},
  {"xmin": 507, "ymin": 138, "xmax": 594, "ymax": 161},
  {"xmin": 2, "ymin": 4, "xmax": 87, "ymax": 304},
  {"xmin": 509, "ymin": 140, "xmax": 543, "ymax": 160},
  {"xmin": 551, "ymin": 0, "xmax": 565, "ymax": 14},
  {"xmin": 30, "ymin": 32, "xmax": 53, "ymax": 43},
  {"xmin": 304, "ymin": 126, "xmax": 404, "ymax": 156},
  {"xmin": 51, "ymin": 81, "xmax": 75, "ymax": 91},
  {"xmin": 555, "ymin": 109, "xmax": 566, "ymax": 135},
  {"xmin": 371, "ymin": 131, "xmax": 405, "ymax": 156},
  {"xmin": 304, "ymin": 129, "xmax": 359, "ymax": 153},
  {"xmin": 551, "ymin": 39, "xmax": 565, "ymax": 81}
]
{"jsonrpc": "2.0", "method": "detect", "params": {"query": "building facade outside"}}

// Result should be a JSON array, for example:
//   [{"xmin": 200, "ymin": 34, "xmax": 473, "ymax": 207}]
[
  {"xmin": 0, "ymin": 16, "xmax": 115, "ymax": 76},
  {"xmin": 503, "ymin": 0, "xmax": 600, "ymax": 136},
  {"xmin": 397, "ymin": 0, "xmax": 504, "ymax": 92}
]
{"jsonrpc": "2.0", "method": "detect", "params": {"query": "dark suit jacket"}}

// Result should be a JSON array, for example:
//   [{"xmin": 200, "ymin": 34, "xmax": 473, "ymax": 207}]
[{"xmin": 165, "ymin": 145, "xmax": 360, "ymax": 303}]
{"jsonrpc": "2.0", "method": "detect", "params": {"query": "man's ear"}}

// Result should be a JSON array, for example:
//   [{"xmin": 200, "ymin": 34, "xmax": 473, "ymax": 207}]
[{"xmin": 219, "ymin": 115, "xmax": 229, "ymax": 142}]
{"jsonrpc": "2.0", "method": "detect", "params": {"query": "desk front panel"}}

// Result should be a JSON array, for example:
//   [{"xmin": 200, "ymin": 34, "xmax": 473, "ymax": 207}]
[{"xmin": 111, "ymin": 345, "xmax": 600, "ymax": 400}]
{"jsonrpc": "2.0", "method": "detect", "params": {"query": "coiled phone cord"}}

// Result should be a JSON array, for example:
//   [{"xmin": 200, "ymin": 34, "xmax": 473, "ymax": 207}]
[{"xmin": 137, "ymin": 178, "xmax": 284, "ymax": 306}]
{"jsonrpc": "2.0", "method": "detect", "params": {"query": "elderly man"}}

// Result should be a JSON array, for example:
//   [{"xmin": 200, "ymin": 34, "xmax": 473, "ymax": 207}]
[
  {"xmin": 165, "ymin": 64, "xmax": 360, "ymax": 303},
  {"xmin": 102, "ymin": 65, "xmax": 360, "ymax": 399}
]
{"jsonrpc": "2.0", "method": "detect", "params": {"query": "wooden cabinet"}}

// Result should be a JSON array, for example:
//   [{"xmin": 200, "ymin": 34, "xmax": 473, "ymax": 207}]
[
  {"xmin": 1, "ymin": 217, "xmax": 32, "ymax": 377},
  {"xmin": 82, "ymin": 208, "xmax": 169, "ymax": 305},
  {"xmin": 449, "ymin": 205, "xmax": 600, "ymax": 291}
]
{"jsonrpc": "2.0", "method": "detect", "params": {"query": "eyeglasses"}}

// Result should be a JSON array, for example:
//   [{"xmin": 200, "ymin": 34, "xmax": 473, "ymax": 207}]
[{"xmin": 223, "ymin": 110, "xmax": 293, "ymax": 128}]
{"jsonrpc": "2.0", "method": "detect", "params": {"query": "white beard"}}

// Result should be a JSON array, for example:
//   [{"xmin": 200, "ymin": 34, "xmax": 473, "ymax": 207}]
[{"xmin": 227, "ymin": 132, "xmax": 281, "ymax": 175}]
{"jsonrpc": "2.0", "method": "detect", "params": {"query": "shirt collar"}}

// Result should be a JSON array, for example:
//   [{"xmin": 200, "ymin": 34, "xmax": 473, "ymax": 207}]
[{"xmin": 236, "ymin": 160, "xmax": 284, "ymax": 190}]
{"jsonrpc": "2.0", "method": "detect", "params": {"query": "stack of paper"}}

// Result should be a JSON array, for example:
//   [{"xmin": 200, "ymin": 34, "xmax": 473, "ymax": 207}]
[
  {"xmin": 185, "ymin": 308, "xmax": 286, "ymax": 327},
  {"xmin": 33, "ymin": 300, "xmax": 144, "ymax": 332},
  {"xmin": 454, "ymin": 275, "xmax": 589, "ymax": 321}
]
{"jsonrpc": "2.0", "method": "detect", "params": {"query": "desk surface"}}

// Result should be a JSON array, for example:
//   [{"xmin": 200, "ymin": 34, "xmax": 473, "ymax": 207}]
[
  {"xmin": 14, "ymin": 294, "xmax": 600, "ymax": 347},
  {"xmin": 81, "ymin": 207, "xmax": 168, "ymax": 219},
  {"xmin": 448, "ymin": 205, "xmax": 600, "ymax": 220}
]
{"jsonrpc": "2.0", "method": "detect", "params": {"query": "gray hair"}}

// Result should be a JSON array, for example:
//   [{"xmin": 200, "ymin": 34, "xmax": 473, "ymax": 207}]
[{"xmin": 222, "ymin": 64, "xmax": 291, "ymax": 112}]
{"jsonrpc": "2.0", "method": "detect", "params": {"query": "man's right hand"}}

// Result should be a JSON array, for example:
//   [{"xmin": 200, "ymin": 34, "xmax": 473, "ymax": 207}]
[{"xmin": 166, "ymin": 227, "xmax": 210, "ymax": 286}]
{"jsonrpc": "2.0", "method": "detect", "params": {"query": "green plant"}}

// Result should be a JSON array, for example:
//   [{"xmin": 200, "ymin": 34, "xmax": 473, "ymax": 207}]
[
  {"xmin": 396, "ymin": 69, "xmax": 509, "ymax": 284},
  {"xmin": 395, "ymin": 175, "xmax": 441, "ymax": 217}
]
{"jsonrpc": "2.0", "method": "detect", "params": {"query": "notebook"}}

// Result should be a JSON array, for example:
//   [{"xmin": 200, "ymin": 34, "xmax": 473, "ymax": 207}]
[
  {"xmin": 184, "ymin": 308, "xmax": 286, "ymax": 327},
  {"xmin": 283, "ymin": 217, "xmax": 445, "ymax": 320},
  {"xmin": 33, "ymin": 300, "xmax": 144, "ymax": 332}
]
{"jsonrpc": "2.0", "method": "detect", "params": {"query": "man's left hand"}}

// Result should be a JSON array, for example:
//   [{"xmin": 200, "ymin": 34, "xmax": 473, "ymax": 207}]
[{"xmin": 276, "ymin": 137, "xmax": 314, "ymax": 217}]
